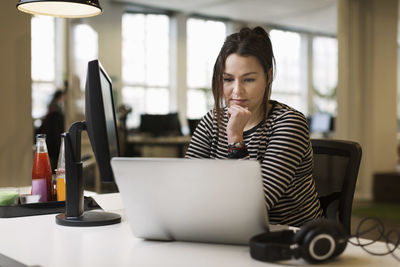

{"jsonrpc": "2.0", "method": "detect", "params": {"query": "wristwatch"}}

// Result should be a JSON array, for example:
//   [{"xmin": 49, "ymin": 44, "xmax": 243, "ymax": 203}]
[{"xmin": 228, "ymin": 141, "xmax": 246, "ymax": 150}]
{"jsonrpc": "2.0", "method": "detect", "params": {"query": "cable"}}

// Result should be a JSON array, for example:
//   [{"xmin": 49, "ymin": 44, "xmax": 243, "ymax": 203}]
[{"xmin": 348, "ymin": 216, "xmax": 400, "ymax": 262}]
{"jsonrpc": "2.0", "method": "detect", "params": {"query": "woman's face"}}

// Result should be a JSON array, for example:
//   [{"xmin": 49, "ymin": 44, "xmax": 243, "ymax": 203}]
[{"xmin": 222, "ymin": 54, "xmax": 267, "ymax": 116}]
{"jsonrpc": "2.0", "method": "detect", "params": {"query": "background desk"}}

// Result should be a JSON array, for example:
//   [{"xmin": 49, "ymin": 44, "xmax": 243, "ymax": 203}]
[
  {"xmin": 126, "ymin": 135, "xmax": 192, "ymax": 157},
  {"xmin": 0, "ymin": 193, "xmax": 399, "ymax": 267}
]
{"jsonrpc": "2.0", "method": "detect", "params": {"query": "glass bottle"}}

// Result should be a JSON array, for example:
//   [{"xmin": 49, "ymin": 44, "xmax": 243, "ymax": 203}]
[
  {"xmin": 32, "ymin": 134, "xmax": 53, "ymax": 202},
  {"xmin": 55, "ymin": 135, "xmax": 66, "ymax": 201}
]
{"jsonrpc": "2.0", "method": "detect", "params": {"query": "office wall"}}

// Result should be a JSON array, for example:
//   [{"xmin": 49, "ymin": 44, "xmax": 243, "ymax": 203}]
[{"xmin": 0, "ymin": 3, "xmax": 32, "ymax": 186}]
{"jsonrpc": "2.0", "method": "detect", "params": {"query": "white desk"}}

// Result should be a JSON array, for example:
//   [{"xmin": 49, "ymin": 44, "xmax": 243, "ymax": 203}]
[{"xmin": 0, "ymin": 193, "xmax": 399, "ymax": 267}]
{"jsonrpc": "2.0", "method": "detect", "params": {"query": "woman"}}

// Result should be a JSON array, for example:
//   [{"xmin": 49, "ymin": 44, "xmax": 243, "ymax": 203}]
[{"xmin": 185, "ymin": 27, "xmax": 323, "ymax": 227}]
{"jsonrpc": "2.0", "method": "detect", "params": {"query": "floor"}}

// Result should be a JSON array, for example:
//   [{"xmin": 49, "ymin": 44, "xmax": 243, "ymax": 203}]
[{"xmin": 351, "ymin": 201, "xmax": 400, "ymax": 241}]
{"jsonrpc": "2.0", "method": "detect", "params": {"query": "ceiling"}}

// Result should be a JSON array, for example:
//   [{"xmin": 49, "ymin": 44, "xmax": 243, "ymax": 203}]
[{"xmin": 114, "ymin": 0, "xmax": 337, "ymax": 35}]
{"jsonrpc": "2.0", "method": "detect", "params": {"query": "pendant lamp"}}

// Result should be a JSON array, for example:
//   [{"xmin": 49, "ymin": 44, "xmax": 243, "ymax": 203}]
[{"xmin": 16, "ymin": 0, "xmax": 102, "ymax": 18}]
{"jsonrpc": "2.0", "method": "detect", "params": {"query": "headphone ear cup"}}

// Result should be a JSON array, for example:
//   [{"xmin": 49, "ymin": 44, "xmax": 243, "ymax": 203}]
[
  {"xmin": 329, "ymin": 221, "xmax": 348, "ymax": 257},
  {"xmin": 293, "ymin": 219, "xmax": 348, "ymax": 263},
  {"xmin": 293, "ymin": 219, "xmax": 320, "ymax": 244}
]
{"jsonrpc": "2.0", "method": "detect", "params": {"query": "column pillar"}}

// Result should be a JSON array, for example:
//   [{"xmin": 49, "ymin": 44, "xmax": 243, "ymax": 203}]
[
  {"xmin": 336, "ymin": 0, "xmax": 398, "ymax": 200},
  {"xmin": 170, "ymin": 13, "xmax": 188, "ymax": 131},
  {"xmin": 0, "ymin": 2, "xmax": 32, "ymax": 186}
]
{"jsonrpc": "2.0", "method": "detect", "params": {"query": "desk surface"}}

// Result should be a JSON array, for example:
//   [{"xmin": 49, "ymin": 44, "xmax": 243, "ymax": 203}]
[
  {"xmin": 0, "ymin": 193, "xmax": 399, "ymax": 267},
  {"xmin": 127, "ymin": 134, "xmax": 192, "ymax": 145}
]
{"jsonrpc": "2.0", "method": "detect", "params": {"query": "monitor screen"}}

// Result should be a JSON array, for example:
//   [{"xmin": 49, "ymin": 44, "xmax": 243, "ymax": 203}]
[
  {"xmin": 85, "ymin": 60, "xmax": 119, "ymax": 182},
  {"xmin": 139, "ymin": 113, "xmax": 182, "ymax": 136},
  {"xmin": 310, "ymin": 113, "xmax": 333, "ymax": 133}
]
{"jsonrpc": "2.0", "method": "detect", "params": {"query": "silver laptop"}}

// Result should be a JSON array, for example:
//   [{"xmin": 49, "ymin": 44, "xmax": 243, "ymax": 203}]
[{"xmin": 111, "ymin": 158, "xmax": 269, "ymax": 245}]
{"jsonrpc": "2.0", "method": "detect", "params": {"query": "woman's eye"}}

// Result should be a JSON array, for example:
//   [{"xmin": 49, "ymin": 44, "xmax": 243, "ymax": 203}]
[
  {"xmin": 223, "ymin": 78, "xmax": 233, "ymax": 82},
  {"xmin": 244, "ymin": 78, "xmax": 255, "ymax": 82}
]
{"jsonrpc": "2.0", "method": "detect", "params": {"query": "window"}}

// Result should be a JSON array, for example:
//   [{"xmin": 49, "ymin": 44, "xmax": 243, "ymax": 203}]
[
  {"xmin": 73, "ymin": 24, "xmax": 98, "ymax": 91},
  {"xmin": 186, "ymin": 18, "xmax": 226, "ymax": 119},
  {"xmin": 31, "ymin": 15, "xmax": 56, "ymax": 123},
  {"xmin": 312, "ymin": 36, "xmax": 338, "ymax": 114},
  {"xmin": 72, "ymin": 23, "xmax": 98, "ymax": 114},
  {"xmin": 269, "ymin": 29, "xmax": 306, "ymax": 114},
  {"xmin": 122, "ymin": 13, "xmax": 170, "ymax": 128}
]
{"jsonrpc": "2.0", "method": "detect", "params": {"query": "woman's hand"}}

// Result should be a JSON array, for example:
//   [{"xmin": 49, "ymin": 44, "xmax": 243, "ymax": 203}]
[{"xmin": 226, "ymin": 105, "xmax": 252, "ymax": 143}]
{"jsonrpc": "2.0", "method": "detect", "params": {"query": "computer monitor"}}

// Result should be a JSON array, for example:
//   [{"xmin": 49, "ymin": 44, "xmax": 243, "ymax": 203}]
[
  {"xmin": 85, "ymin": 60, "xmax": 120, "ymax": 182},
  {"xmin": 310, "ymin": 113, "xmax": 334, "ymax": 133},
  {"xmin": 56, "ymin": 59, "xmax": 121, "ymax": 227},
  {"xmin": 139, "ymin": 113, "xmax": 182, "ymax": 136}
]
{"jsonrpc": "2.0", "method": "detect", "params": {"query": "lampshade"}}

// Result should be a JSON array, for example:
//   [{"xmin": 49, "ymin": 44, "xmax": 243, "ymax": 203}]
[{"xmin": 16, "ymin": 0, "xmax": 102, "ymax": 18}]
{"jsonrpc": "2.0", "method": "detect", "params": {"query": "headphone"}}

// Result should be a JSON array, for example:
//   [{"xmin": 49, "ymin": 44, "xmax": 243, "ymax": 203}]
[{"xmin": 249, "ymin": 219, "xmax": 348, "ymax": 264}]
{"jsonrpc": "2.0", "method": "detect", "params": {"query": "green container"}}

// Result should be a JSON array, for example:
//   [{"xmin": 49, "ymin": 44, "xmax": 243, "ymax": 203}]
[{"xmin": 0, "ymin": 188, "xmax": 19, "ymax": 206}]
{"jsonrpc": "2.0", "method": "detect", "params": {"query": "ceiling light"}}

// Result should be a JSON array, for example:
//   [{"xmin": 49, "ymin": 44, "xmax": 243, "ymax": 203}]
[{"xmin": 16, "ymin": 0, "xmax": 102, "ymax": 18}]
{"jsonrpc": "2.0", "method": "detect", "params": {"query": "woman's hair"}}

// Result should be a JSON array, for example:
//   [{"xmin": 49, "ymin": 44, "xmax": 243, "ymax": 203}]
[{"xmin": 212, "ymin": 26, "xmax": 275, "ymax": 127}]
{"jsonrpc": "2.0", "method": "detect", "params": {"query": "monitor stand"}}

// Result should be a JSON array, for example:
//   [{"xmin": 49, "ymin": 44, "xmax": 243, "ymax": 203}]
[{"xmin": 55, "ymin": 121, "xmax": 121, "ymax": 227}]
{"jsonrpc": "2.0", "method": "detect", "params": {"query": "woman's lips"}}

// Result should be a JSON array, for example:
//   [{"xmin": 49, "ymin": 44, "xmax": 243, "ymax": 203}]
[{"xmin": 231, "ymin": 99, "xmax": 247, "ymax": 105}]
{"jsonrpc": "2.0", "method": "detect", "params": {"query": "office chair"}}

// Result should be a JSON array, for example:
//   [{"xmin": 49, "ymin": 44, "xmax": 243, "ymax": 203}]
[
  {"xmin": 188, "ymin": 118, "xmax": 200, "ymax": 136},
  {"xmin": 311, "ymin": 139, "xmax": 362, "ymax": 234}
]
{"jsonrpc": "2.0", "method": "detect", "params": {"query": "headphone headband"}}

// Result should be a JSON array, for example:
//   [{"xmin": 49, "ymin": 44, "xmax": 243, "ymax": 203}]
[{"xmin": 250, "ymin": 230, "xmax": 299, "ymax": 261}]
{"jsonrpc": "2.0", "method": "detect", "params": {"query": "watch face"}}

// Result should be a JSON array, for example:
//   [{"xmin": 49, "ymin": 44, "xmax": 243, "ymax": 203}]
[{"xmin": 229, "ymin": 141, "xmax": 245, "ymax": 148}]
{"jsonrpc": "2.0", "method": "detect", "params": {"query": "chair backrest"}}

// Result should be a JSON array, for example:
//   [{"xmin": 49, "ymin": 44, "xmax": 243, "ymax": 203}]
[
  {"xmin": 311, "ymin": 139, "xmax": 362, "ymax": 234},
  {"xmin": 188, "ymin": 119, "xmax": 200, "ymax": 136}
]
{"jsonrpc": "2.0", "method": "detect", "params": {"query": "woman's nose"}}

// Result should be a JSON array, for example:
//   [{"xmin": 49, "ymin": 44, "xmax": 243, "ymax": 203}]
[{"xmin": 232, "ymin": 80, "xmax": 243, "ymax": 96}]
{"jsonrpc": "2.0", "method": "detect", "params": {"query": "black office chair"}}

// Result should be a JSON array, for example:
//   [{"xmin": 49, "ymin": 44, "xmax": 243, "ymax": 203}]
[
  {"xmin": 311, "ymin": 139, "xmax": 362, "ymax": 234},
  {"xmin": 188, "ymin": 118, "xmax": 200, "ymax": 136}
]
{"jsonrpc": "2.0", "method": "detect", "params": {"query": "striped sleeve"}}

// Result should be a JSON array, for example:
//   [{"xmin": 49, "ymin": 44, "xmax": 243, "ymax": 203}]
[{"xmin": 261, "ymin": 111, "xmax": 310, "ymax": 211}]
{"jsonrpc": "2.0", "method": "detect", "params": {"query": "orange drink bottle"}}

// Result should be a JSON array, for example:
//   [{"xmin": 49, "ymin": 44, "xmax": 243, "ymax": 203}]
[
  {"xmin": 32, "ymin": 134, "xmax": 53, "ymax": 202},
  {"xmin": 55, "ymin": 135, "xmax": 66, "ymax": 201},
  {"xmin": 56, "ymin": 173, "xmax": 66, "ymax": 201}
]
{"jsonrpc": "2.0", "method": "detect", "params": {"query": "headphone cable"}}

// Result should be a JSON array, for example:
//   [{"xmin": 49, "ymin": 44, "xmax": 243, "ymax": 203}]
[{"xmin": 348, "ymin": 216, "xmax": 400, "ymax": 261}]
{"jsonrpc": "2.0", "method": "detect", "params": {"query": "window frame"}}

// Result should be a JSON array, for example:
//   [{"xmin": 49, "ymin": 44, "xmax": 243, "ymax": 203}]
[
  {"xmin": 121, "ymin": 11, "xmax": 172, "ymax": 128},
  {"xmin": 31, "ymin": 15, "xmax": 57, "ymax": 124},
  {"xmin": 186, "ymin": 16, "xmax": 227, "ymax": 119}
]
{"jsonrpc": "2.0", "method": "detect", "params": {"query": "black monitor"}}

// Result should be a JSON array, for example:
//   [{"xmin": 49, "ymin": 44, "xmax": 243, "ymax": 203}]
[
  {"xmin": 85, "ymin": 60, "xmax": 120, "ymax": 182},
  {"xmin": 139, "ymin": 113, "xmax": 182, "ymax": 136},
  {"xmin": 56, "ymin": 60, "xmax": 121, "ymax": 227},
  {"xmin": 309, "ymin": 113, "xmax": 334, "ymax": 133}
]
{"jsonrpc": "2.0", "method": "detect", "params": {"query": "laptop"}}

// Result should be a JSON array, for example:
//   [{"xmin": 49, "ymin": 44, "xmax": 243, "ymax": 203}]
[{"xmin": 110, "ymin": 158, "xmax": 269, "ymax": 245}]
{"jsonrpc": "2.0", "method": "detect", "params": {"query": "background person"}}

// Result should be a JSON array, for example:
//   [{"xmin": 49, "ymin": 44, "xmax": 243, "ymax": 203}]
[{"xmin": 37, "ymin": 89, "xmax": 66, "ymax": 172}]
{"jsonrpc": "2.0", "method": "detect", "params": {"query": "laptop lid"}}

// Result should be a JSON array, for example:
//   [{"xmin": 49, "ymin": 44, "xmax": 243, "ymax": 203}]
[{"xmin": 111, "ymin": 158, "xmax": 268, "ymax": 245}]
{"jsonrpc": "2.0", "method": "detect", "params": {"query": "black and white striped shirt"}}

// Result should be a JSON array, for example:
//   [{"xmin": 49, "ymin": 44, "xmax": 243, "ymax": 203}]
[{"xmin": 185, "ymin": 100, "xmax": 323, "ymax": 226}]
